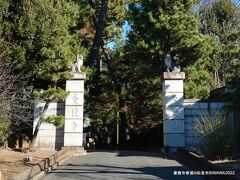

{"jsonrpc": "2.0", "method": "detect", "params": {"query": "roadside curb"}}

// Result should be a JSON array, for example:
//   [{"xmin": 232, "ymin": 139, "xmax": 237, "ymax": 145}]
[
  {"xmin": 8, "ymin": 149, "xmax": 86, "ymax": 180},
  {"xmin": 177, "ymin": 149, "xmax": 239, "ymax": 180}
]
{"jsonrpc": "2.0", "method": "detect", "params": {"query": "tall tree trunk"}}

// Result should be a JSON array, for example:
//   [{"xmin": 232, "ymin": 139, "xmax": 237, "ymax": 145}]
[
  {"xmin": 101, "ymin": 44, "xmax": 120, "ymax": 94},
  {"xmin": 119, "ymin": 96, "xmax": 127, "ymax": 147},
  {"xmin": 101, "ymin": 44, "xmax": 127, "ymax": 148},
  {"xmin": 89, "ymin": 0, "xmax": 108, "ymax": 67},
  {"xmin": 3, "ymin": 139, "xmax": 8, "ymax": 149},
  {"xmin": 28, "ymin": 101, "xmax": 50, "ymax": 151},
  {"xmin": 0, "ymin": 139, "xmax": 8, "ymax": 149}
]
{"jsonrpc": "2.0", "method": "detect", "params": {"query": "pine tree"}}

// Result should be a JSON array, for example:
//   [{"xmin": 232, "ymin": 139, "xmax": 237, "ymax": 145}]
[
  {"xmin": 184, "ymin": 61, "xmax": 214, "ymax": 99},
  {"xmin": 199, "ymin": 0, "xmax": 240, "ymax": 86},
  {"xmin": 127, "ymin": 0, "xmax": 210, "ymax": 67},
  {"xmin": 125, "ymin": 1, "xmax": 211, "ymax": 103},
  {"xmin": 3, "ymin": 0, "xmax": 88, "ymax": 150},
  {"xmin": 82, "ymin": 0, "xmax": 132, "ymax": 147},
  {"xmin": 112, "ymin": 0, "xmax": 214, "ymax": 144}
]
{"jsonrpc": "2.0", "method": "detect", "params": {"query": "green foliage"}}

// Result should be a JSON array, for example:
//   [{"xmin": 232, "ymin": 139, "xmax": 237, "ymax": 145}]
[
  {"xmin": 1, "ymin": 0, "xmax": 239, "ymax": 148},
  {"xmin": 0, "ymin": 118, "xmax": 10, "ymax": 143},
  {"xmin": 34, "ymin": 87, "xmax": 69, "ymax": 102},
  {"xmin": 88, "ymin": 73, "xmax": 119, "ymax": 123},
  {"xmin": 119, "ymin": 0, "xmax": 211, "ymax": 122},
  {"xmin": 84, "ymin": 0, "xmax": 134, "ymax": 146},
  {"xmin": 124, "ymin": 0, "xmax": 215, "ymax": 101},
  {"xmin": 2, "ymin": 0, "xmax": 89, "ymax": 129},
  {"xmin": 87, "ymin": 69, "xmax": 119, "ymax": 143},
  {"xmin": 0, "ymin": 0, "xmax": 11, "ymax": 64},
  {"xmin": 127, "ymin": 0, "xmax": 210, "ymax": 67},
  {"xmin": 195, "ymin": 108, "xmax": 236, "ymax": 159},
  {"xmin": 7, "ymin": 0, "xmax": 87, "ymax": 81},
  {"xmin": 222, "ymin": 77, "xmax": 240, "ymax": 106},
  {"xmin": 42, "ymin": 115, "xmax": 65, "ymax": 127},
  {"xmin": 184, "ymin": 0, "xmax": 240, "ymax": 98},
  {"xmin": 184, "ymin": 62, "xmax": 214, "ymax": 99},
  {"xmin": 199, "ymin": 0, "xmax": 240, "ymax": 86},
  {"xmin": 124, "ymin": 75, "xmax": 163, "ymax": 122},
  {"xmin": 85, "ymin": 0, "xmax": 215, "ymax": 146}
]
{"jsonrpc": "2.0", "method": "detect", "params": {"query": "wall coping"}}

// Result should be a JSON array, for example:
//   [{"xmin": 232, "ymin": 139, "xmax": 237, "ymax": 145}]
[
  {"xmin": 72, "ymin": 72, "xmax": 86, "ymax": 80},
  {"xmin": 184, "ymin": 99, "xmax": 201, "ymax": 103},
  {"xmin": 163, "ymin": 72, "xmax": 185, "ymax": 80}
]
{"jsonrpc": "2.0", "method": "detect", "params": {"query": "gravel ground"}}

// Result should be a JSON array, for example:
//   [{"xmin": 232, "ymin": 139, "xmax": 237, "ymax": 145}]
[{"xmin": 0, "ymin": 149, "xmax": 55, "ymax": 180}]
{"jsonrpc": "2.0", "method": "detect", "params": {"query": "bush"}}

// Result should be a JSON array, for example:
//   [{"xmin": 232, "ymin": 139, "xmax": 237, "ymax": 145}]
[
  {"xmin": 0, "ymin": 116, "xmax": 10, "ymax": 144},
  {"xmin": 195, "ymin": 108, "xmax": 236, "ymax": 160},
  {"xmin": 0, "ymin": 62, "xmax": 33, "ymax": 147},
  {"xmin": 0, "ymin": 64, "xmax": 15, "ymax": 144}
]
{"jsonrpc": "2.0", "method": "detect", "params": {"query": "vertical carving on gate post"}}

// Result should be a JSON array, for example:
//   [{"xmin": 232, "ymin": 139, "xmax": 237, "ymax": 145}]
[{"xmin": 64, "ymin": 72, "xmax": 85, "ymax": 149}]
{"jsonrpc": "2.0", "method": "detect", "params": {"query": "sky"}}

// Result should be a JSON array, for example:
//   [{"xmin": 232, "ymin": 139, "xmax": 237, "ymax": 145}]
[
  {"xmin": 107, "ymin": 0, "xmax": 239, "ymax": 50},
  {"xmin": 107, "ymin": 21, "xmax": 130, "ymax": 50}
]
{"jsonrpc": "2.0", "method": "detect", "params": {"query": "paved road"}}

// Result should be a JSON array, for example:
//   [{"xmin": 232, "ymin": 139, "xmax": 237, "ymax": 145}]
[{"xmin": 41, "ymin": 151, "xmax": 204, "ymax": 180}]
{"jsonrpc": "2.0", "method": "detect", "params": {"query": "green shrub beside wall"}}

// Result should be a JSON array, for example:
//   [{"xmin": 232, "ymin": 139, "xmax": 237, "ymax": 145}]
[{"xmin": 195, "ymin": 108, "xmax": 237, "ymax": 160}]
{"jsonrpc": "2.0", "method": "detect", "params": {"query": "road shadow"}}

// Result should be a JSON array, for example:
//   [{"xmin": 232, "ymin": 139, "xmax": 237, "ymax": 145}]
[
  {"xmin": 44, "ymin": 150, "xmax": 205, "ymax": 180},
  {"xmin": 48, "ymin": 164, "xmax": 203, "ymax": 180}
]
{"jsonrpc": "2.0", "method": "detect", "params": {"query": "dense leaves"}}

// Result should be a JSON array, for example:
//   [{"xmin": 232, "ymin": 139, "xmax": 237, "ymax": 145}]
[
  {"xmin": 0, "ymin": 0, "xmax": 239, "ymax": 149},
  {"xmin": 199, "ymin": 0, "xmax": 240, "ymax": 87},
  {"xmin": 0, "ymin": 0, "xmax": 89, "ymax": 148}
]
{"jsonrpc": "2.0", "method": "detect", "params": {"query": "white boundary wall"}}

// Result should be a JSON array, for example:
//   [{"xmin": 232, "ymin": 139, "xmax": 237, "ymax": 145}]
[
  {"xmin": 33, "ymin": 102, "xmax": 65, "ymax": 150},
  {"xmin": 183, "ymin": 100, "xmax": 226, "ymax": 149},
  {"xmin": 162, "ymin": 72, "xmax": 235, "ymax": 151},
  {"xmin": 33, "ymin": 72, "xmax": 85, "ymax": 150}
]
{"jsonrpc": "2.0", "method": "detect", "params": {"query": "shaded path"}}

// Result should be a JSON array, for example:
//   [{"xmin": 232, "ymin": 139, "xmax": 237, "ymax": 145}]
[{"xmin": 41, "ymin": 150, "xmax": 204, "ymax": 180}]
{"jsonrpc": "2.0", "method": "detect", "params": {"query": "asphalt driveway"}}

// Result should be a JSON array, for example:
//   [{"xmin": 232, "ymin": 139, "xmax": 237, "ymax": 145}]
[{"xmin": 41, "ymin": 150, "xmax": 205, "ymax": 180}]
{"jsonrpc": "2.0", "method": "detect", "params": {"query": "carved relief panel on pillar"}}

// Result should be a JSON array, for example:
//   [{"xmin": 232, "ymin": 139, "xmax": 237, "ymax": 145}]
[
  {"xmin": 65, "ymin": 106, "xmax": 83, "ymax": 119},
  {"xmin": 66, "ymin": 93, "xmax": 84, "ymax": 106},
  {"xmin": 64, "ymin": 119, "xmax": 83, "ymax": 132}
]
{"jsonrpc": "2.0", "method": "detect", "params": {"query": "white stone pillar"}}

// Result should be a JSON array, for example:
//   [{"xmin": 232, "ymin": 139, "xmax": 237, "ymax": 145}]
[
  {"xmin": 64, "ymin": 73, "xmax": 85, "ymax": 149},
  {"xmin": 163, "ymin": 72, "xmax": 185, "ymax": 151}
]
